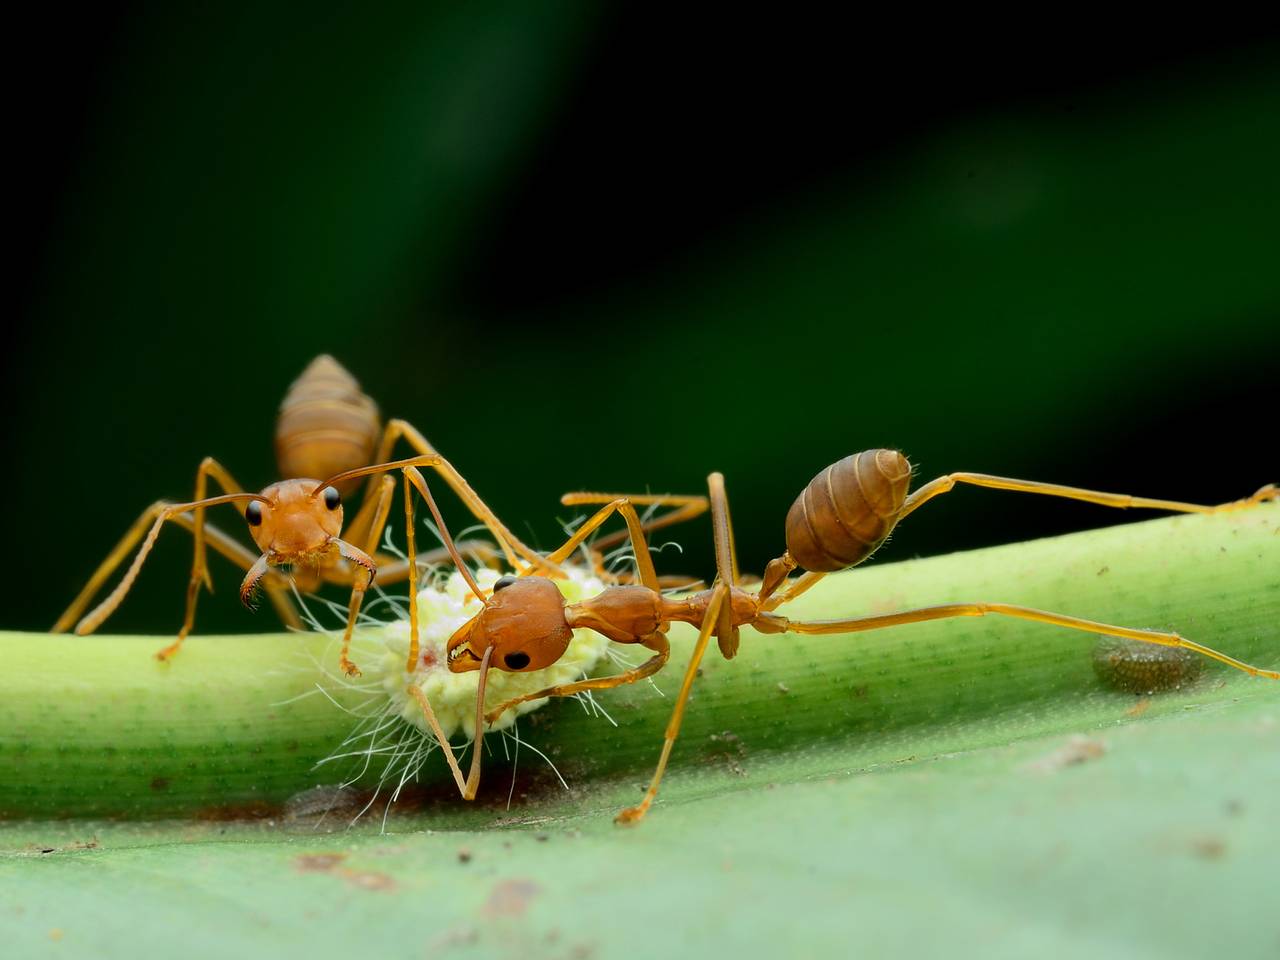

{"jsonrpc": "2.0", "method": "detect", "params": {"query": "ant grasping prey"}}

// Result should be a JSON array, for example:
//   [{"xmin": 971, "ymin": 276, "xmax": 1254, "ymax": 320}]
[
  {"xmin": 414, "ymin": 451, "xmax": 1276, "ymax": 822},
  {"xmin": 55, "ymin": 356, "xmax": 703, "ymax": 673}
]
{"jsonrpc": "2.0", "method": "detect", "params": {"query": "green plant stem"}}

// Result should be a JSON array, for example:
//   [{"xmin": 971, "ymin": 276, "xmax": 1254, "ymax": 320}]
[{"xmin": 2, "ymin": 507, "xmax": 1277, "ymax": 818}]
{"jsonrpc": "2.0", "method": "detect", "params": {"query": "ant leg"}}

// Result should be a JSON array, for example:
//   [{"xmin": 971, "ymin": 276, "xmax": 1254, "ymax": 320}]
[
  {"xmin": 464, "ymin": 646, "xmax": 495, "ymax": 799},
  {"xmin": 559, "ymin": 493, "xmax": 707, "ymax": 585},
  {"xmin": 322, "ymin": 477, "xmax": 399, "ymax": 679},
  {"xmin": 332, "ymin": 539, "xmax": 376, "ymax": 677},
  {"xmin": 561, "ymin": 492, "xmax": 709, "ymax": 556},
  {"xmin": 408, "ymin": 643, "xmax": 494, "ymax": 801},
  {"xmin": 175, "ymin": 516, "xmax": 300, "ymax": 630},
  {"xmin": 70, "ymin": 494, "xmax": 263, "ymax": 637},
  {"xmin": 157, "ymin": 458, "xmax": 250, "ymax": 662},
  {"xmin": 401, "ymin": 471, "xmax": 425, "ymax": 675},
  {"xmin": 614, "ymin": 474, "xmax": 742, "ymax": 823},
  {"xmin": 760, "ymin": 571, "xmax": 826, "ymax": 612},
  {"xmin": 401, "ymin": 466, "xmax": 492, "ymax": 671},
  {"xmin": 760, "ymin": 603, "xmax": 1280, "ymax": 680},
  {"xmin": 323, "ymin": 541, "xmax": 502, "ymax": 590},
  {"xmin": 406, "ymin": 686, "xmax": 472, "ymax": 799},
  {"xmin": 54, "ymin": 503, "xmax": 300, "ymax": 633},
  {"xmin": 756, "ymin": 472, "xmax": 1280, "ymax": 618},
  {"xmin": 355, "ymin": 476, "xmax": 396, "ymax": 556},
  {"xmin": 542, "ymin": 498, "xmax": 663, "ymax": 591},
  {"xmin": 707, "ymin": 472, "xmax": 741, "ymax": 658},
  {"xmin": 616, "ymin": 583, "xmax": 728, "ymax": 825},
  {"xmin": 365, "ymin": 419, "xmax": 551, "ymax": 574},
  {"xmin": 484, "ymin": 632, "xmax": 670, "ymax": 725},
  {"xmin": 55, "ymin": 501, "xmax": 173, "ymax": 633},
  {"xmin": 342, "ymin": 474, "xmax": 395, "ymax": 552},
  {"xmin": 900, "ymin": 472, "xmax": 1278, "ymax": 522}
]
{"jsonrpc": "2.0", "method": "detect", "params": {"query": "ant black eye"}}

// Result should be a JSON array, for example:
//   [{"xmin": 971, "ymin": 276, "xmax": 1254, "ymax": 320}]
[
  {"xmin": 493, "ymin": 575, "xmax": 518, "ymax": 592},
  {"xmin": 504, "ymin": 652, "xmax": 530, "ymax": 670},
  {"xmin": 245, "ymin": 501, "xmax": 263, "ymax": 526},
  {"xmin": 322, "ymin": 486, "xmax": 341, "ymax": 510}
]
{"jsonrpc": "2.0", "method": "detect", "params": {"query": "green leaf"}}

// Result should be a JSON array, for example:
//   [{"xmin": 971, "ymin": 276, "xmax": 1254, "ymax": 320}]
[{"xmin": 3, "ymin": 506, "xmax": 1278, "ymax": 957}]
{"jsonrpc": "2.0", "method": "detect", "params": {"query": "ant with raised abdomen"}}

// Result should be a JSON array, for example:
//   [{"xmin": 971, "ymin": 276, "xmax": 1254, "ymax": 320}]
[
  {"xmin": 51, "ymin": 356, "xmax": 581, "ymax": 674},
  {"xmin": 414, "ymin": 450, "xmax": 1278, "ymax": 822}
]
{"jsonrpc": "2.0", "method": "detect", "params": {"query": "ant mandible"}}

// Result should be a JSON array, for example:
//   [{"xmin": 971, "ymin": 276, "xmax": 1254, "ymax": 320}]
[{"xmin": 415, "ymin": 450, "xmax": 1278, "ymax": 822}]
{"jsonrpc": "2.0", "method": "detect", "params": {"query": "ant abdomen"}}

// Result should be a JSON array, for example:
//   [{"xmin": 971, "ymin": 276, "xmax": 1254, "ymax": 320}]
[
  {"xmin": 785, "ymin": 449, "xmax": 913, "ymax": 572},
  {"xmin": 274, "ymin": 355, "xmax": 381, "ymax": 494}
]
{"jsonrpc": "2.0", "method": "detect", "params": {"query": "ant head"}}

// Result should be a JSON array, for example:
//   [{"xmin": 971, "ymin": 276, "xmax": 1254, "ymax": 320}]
[
  {"xmin": 446, "ymin": 575, "xmax": 573, "ymax": 674},
  {"xmin": 244, "ymin": 478, "xmax": 345, "ymax": 560}
]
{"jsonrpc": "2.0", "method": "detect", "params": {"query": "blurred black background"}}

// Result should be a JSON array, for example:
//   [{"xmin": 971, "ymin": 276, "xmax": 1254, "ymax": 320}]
[{"xmin": 5, "ymin": 6, "xmax": 1278, "ymax": 634}]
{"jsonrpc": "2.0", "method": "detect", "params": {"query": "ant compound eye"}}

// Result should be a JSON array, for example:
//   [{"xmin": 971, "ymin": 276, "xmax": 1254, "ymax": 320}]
[
  {"xmin": 493, "ymin": 575, "xmax": 518, "ymax": 592},
  {"xmin": 503, "ymin": 651, "xmax": 531, "ymax": 670},
  {"xmin": 322, "ymin": 486, "xmax": 341, "ymax": 511},
  {"xmin": 245, "ymin": 501, "xmax": 263, "ymax": 526}
]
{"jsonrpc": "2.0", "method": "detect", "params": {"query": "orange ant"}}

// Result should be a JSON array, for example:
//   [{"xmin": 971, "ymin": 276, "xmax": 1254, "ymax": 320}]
[
  {"xmin": 52, "ymin": 355, "xmax": 581, "ymax": 674},
  {"xmin": 409, "ymin": 450, "xmax": 1277, "ymax": 822}
]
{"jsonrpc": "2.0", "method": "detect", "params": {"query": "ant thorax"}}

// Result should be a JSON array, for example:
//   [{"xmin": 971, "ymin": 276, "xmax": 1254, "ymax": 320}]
[{"xmin": 369, "ymin": 566, "xmax": 613, "ymax": 740}]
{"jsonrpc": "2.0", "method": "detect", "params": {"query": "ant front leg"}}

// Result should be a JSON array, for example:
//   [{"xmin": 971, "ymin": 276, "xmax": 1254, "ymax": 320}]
[
  {"xmin": 332, "ymin": 539, "xmax": 377, "ymax": 677},
  {"xmin": 67, "ymin": 493, "xmax": 269, "ymax": 640},
  {"xmin": 54, "ymin": 502, "xmax": 299, "ymax": 635},
  {"xmin": 158, "ymin": 458, "xmax": 255, "ymax": 662}
]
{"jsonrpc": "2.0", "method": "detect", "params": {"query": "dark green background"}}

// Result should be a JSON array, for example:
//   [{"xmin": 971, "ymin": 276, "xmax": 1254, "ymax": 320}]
[{"xmin": 5, "ymin": 9, "xmax": 1278, "ymax": 634}]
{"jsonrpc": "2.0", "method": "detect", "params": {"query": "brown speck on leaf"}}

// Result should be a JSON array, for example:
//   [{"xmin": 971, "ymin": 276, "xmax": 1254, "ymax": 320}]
[
  {"xmin": 457, "ymin": 848, "xmax": 473, "ymax": 864},
  {"xmin": 1027, "ymin": 736, "xmax": 1106, "ymax": 773},
  {"xmin": 149, "ymin": 776, "xmax": 170, "ymax": 792},
  {"xmin": 1126, "ymin": 698, "xmax": 1152, "ymax": 718},
  {"xmin": 1096, "ymin": 565, "xmax": 1109, "ymax": 576},
  {"xmin": 345, "ymin": 870, "xmax": 396, "ymax": 892},
  {"xmin": 1190, "ymin": 835, "xmax": 1227, "ymax": 860},
  {"xmin": 49, "ymin": 929, "xmax": 63, "ymax": 942},
  {"xmin": 428, "ymin": 926, "xmax": 479, "ymax": 952},
  {"xmin": 293, "ymin": 852, "xmax": 395, "ymax": 891},
  {"xmin": 481, "ymin": 878, "xmax": 542, "ymax": 918},
  {"xmin": 294, "ymin": 852, "xmax": 347, "ymax": 873}
]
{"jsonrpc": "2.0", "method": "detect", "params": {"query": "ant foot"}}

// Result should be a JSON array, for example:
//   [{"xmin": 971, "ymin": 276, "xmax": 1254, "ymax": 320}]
[
  {"xmin": 614, "ymin": 803, "xmax": 649, "ymax": 825},
  {"xmin": 339, "ymin": 658, "xmax": 362, "ymax": 678},
  {"xmin": 484, "ymin": 704, "xmax": 513, "ymax": 726}
]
